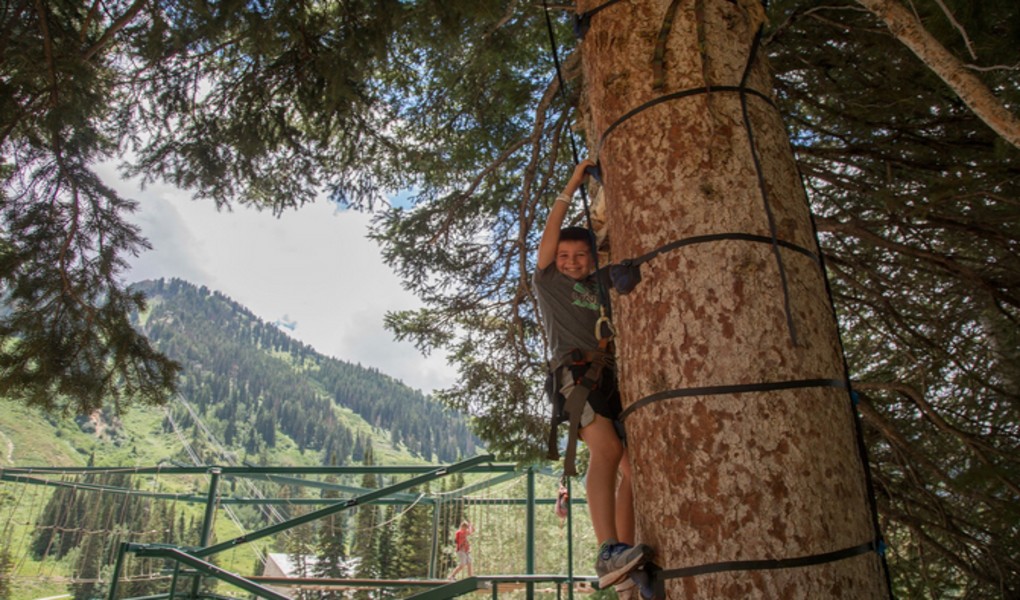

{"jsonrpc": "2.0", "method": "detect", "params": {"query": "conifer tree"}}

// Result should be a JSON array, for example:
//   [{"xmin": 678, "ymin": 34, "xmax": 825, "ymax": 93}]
[
  {"xmin": 314, "ymin": 472, "xmax": 349, "ymax": 599},
  {"xmin": 375, "ymin": 505, "xmax": 398, "ymax": 592},
  {"xmin": 350, "ymin": 442, "xmax": 380, "ymax": 599},
  {"xmin": 70, "ymin": 528, "xmax": 105, "ymax": 600},
  {"xmin": 285, "ymin": 527, "xmax": 314, "ymax": 600},
  {"xmin": 394, "ymin": 485, "xmax": 432, "ymax": 580}
]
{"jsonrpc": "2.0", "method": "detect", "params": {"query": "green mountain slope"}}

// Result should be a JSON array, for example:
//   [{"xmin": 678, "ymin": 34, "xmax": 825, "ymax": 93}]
[
  {"xmin": 134, "ymin": 277, "xmax": 478, "ymax": 466},
  {"xmin": 0, "ymin": 278, "xmax": 477, "ymax": 470}
]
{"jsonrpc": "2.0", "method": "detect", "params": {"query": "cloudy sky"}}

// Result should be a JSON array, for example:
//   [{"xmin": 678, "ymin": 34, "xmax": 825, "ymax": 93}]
[{"xmin": 108, "ymin": 168, "xmax": 457, "ymax": 394}]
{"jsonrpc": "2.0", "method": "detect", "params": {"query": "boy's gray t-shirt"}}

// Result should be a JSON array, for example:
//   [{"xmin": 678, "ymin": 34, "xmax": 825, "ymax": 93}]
[{"xmin": 532, "ymin": 263, "xmax": 602, "ymax": 361}]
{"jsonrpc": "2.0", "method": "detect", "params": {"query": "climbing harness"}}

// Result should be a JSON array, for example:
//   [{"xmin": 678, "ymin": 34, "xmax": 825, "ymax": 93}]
[{"xmin": 544, "ymin": 338, "xmax": 617, "ymax": 478}]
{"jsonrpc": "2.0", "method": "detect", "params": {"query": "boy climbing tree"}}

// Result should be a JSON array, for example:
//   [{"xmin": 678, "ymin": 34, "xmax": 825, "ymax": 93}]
[{"xmin": 533, "ymin": 159, "xmax": 654, "ymax": 591}]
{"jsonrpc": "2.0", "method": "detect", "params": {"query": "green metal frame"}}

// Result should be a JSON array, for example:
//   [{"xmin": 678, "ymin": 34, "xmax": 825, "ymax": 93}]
[{"xmin": 3, "ymin": 454, "xmax": 591, "ymax": 600}]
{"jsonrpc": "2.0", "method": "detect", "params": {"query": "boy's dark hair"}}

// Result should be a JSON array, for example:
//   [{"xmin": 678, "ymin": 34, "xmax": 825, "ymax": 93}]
[{"xmin": 559, "ymin": 226, "xmax": 594, "ymax": 245}]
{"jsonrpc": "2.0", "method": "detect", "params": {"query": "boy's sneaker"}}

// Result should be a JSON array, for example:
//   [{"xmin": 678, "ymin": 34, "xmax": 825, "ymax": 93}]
[{"xmin": 595, "ymin": 539, "xmax": 653, "ymax": 588}]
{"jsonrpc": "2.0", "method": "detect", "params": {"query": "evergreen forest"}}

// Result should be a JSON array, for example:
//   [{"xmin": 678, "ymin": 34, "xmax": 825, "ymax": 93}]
[{"xmin": 135, "ymin": 277, "xmax": 478, "ymax": 466}]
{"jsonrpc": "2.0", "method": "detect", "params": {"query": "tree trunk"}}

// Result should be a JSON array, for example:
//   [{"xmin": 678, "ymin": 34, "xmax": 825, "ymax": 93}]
[{"xmin": 578, "ymin": 0, "xmax": 890, "ymax": 597}]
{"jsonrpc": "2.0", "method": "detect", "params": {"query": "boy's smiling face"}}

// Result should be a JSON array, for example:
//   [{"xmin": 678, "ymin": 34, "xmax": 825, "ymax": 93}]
[{"xmin": 555, "ymin": 239, "xmax": 593, "ymax": 281}]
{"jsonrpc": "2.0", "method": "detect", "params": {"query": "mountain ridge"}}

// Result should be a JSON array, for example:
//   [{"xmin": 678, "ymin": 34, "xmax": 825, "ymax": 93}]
[
  {"xmin": 0, "ymin": 278, "xmax": 478, "ymax": 470},
  {"xmin": 133, "ymin": 277, "xmax": 478, "ymax": 467}
]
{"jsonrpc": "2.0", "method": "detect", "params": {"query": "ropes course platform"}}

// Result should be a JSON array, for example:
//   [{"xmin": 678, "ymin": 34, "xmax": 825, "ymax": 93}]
[{"xmin": 1, "ymin": 455, "xmax": 601, "ymax": 600}]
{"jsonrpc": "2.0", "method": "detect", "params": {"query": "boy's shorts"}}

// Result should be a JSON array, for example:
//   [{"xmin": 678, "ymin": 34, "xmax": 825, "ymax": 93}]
[
  {"xmin": 457, "ymin": 550, "xmax": 471, "ymax": 565},
  {"xmin": 557, "ymin": 365, "xmax": 623, "ymax": 430}
]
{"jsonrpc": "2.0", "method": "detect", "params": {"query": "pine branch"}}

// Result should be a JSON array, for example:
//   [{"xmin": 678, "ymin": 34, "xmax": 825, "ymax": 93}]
[
  {"xmin": 856, "ymin": 0, "xmax": 1020, "ymax": 149},
  {"xmin": 855, "ymin": 381, "xmax": 1020, "ymax": 490},
  {"xmin": 82, "ymin": 0, "xmax": 147, "ymax": 62},
  {"xmin": 817, "ymin": 216, "xmax": 1020, "ymax": 310}
]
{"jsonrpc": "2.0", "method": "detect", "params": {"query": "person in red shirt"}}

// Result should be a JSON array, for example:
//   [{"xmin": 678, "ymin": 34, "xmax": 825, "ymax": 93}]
[{"xmin": 447, "ymin": 520, "xmax": 475, "ymax": 580}]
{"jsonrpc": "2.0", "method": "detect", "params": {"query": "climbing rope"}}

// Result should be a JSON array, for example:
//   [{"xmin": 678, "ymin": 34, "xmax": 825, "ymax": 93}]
[{"xmin": 542, "ymin": 0, "xmax": 614, "ymax": 330}]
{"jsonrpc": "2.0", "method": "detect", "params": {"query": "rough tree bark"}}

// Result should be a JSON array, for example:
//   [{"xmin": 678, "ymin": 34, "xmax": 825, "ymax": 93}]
[{"xmin": 578, "ymin": 0, "xmax": 890, "ymax": 597}]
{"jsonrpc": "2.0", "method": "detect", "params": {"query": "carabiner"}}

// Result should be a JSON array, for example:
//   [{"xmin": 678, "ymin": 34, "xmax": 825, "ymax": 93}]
[{"xmin": 595, "ymin": 307, "xmax": 616, "ymax": 341}]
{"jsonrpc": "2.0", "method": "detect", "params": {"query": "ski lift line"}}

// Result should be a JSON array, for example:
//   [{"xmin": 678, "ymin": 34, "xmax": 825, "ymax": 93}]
[
  {"xmin": 163, "ymin": 407, "xmax": 271, "ymax": 551},
  {"xmin": 173, "ymin": 396, "xmax": 282, "ymax": 517},
  {"xmin": 164, "ymin": 407, "xmax": 205, "ymax": 467},
  {"xmin": 223, "ymin": 503, "xmax": 268, "ymax": 566},
  {"xmin": 167, "ymin": 400, "xmax": 289, "ymax": 526},
  {"xmin": 176, "ymin": 397, "xmax": 252, "ymax": 475},
  {"xmin": 193, "ymin": 454, "xmax": 497, "ymax": 559}
]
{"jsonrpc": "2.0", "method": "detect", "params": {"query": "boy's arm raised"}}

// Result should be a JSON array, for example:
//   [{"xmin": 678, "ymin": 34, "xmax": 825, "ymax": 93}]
[{"xmin": 537, "ymin": 159, "xmax": 595, "ymax": 270}]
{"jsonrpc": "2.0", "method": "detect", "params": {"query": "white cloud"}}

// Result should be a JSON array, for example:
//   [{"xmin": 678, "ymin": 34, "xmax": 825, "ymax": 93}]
[{"xmin": 108, "ymin": 169, "xmax": 455, "ymax": 394}]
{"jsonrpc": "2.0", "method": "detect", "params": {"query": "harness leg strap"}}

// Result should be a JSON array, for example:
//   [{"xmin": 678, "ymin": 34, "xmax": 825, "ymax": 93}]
[
  {"xmin": 546, "ymin": 422, "xmax": 561, "ymax": 461},
  {"xmin": 562, "ymin": 385, "xmax": 590, "ymax": 477},
  {"xmin": 561, "ymin": 361, "xmax": 604, "ymax": 477}
]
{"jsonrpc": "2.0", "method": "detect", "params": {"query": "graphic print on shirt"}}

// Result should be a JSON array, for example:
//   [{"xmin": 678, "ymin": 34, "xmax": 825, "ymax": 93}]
[{"xmin": 572, "ymin": 281, "xmax": 600, "ymax": 312}]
